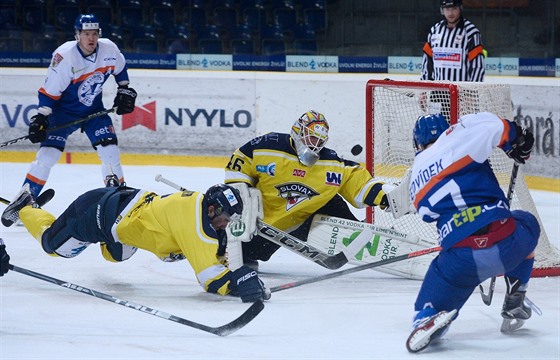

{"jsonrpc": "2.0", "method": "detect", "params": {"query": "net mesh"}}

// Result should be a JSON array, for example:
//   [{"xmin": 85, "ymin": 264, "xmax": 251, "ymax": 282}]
[{"xmin": 366, "ymin": 80, "xmax": 559, "ymax": 277}]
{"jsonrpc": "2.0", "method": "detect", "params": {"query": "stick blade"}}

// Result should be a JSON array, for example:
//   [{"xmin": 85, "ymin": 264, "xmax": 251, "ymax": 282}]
[{"xmin": 212, "ymin": 300, "xmax": 265, "ymax": 336}]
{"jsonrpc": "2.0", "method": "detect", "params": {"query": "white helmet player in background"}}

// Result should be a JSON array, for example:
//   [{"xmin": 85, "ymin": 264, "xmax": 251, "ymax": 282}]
[{"xmin": 290, "ymin": 110, "xmax": 330, "ymax": 167}]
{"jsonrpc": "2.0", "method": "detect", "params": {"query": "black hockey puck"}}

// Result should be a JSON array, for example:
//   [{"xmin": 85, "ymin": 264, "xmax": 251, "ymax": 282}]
[{"xmin": 351, "ymin": 144, "xmax": 363, "ymax": 156}]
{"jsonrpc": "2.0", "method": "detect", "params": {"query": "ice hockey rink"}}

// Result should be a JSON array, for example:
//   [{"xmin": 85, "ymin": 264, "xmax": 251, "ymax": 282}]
[{"xmin": 0, "ymin": 162, "xmax": 558, "ymax": 360}]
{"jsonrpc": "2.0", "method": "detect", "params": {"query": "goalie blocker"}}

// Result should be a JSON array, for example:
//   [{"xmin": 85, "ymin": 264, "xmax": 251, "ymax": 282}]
[{"xmin": 225, "ymin": 183, "xmax": 264, "ymax": 270}]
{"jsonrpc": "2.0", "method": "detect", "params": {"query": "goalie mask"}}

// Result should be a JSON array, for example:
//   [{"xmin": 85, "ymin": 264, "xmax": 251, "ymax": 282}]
[
  {"xmin": 290, "ymin": 110, "xmax": 329, "ymax": 167},
  {"xmin": 205, "ymin": 184, "xmax": 243, "ymax": 221},
  {"xmin": 413, "ymin": 114, "xmax": 449, "ymax": 152}
]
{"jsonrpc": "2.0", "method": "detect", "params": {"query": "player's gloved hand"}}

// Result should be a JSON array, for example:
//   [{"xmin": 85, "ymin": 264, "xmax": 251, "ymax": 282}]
[
  {"xmin": 506, "ymin": 124, "xmax": 534, "ymax": 164},
  {"xmin": 0, "ymin": 239, "xmax": 10, "ymax": 276},
  {"xmin": 112, "ymin": 85, "xmax": 137, "ymax": 115},
  {"xmin": 28, "ymin": 114, "xmax": 49, "ymax": 143},
  {"xmin": 371, "ymin": 183, "xmax": 389, "ymax": 210},
  {"xmin": 229, "ymin": 265, "xmax": 271, "ymax": 303}
]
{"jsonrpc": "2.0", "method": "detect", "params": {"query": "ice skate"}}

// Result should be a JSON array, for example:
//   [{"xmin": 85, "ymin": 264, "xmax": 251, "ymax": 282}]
[
  {"xmin": 501, "ymin": 291, "xmax": 532, "ymax": 333},
  {"xmin": 406, "ymin": 309, "xmax": 457, "ymax": 353},
  {"xmin": 1, "ymin": 184, "xmax": 34, "ymax": 227},
  {"xmin": 105, "ymin": 174, "xmax": 120, "ymax": 188}
]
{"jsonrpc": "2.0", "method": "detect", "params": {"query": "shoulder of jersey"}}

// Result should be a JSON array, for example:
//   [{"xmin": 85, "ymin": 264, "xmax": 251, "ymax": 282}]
[
  {"xmin": 53, "ymin": 41, "xmax": 78, "ymax": 56},
  {"xmin": 251, "ymin": 132, "xmax": 291, "ymax": 151},
  {"xmin": 98, "ymin": 38, "xmax": 119, "ymax": 49}
]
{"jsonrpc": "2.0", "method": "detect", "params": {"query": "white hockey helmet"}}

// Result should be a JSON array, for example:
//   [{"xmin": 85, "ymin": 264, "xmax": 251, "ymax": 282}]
[{"xmin": 290, "ymin": 110, "xmax": 329, "ymax": 167}]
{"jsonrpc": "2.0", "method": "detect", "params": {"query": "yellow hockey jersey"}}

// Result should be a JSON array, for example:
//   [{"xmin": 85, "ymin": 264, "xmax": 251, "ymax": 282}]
[
  {"xmin": 113, "ymin": 190, "xmax": 232, "ymax": 295},
  {"xmin": 224, "ymin": 133, "xmax": 386, "ymax": 232}
]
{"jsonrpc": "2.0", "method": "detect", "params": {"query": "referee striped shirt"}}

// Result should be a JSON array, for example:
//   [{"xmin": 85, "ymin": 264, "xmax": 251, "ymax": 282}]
[{"xmin": 421, "ymin": 16, "xmax": 485, "ymax": 82}]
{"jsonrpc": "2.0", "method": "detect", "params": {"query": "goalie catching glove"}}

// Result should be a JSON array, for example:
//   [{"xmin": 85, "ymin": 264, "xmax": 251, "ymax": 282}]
[{"xmin": 228, "ymin": 265, "xmax": 271, "ymax": 303}]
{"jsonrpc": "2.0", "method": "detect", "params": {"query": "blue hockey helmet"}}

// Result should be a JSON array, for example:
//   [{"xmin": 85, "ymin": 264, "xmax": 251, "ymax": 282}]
[
  {"xmin": 74, "ymin": 14, "xmax": 101, "ymax": 33},
  {"xmin": 205, "ymin": 184, "xmax": 243, "ymax": 218},
  {"xmin": 413, "ymin": 114, "xmax": 449, "ymax": 151}
]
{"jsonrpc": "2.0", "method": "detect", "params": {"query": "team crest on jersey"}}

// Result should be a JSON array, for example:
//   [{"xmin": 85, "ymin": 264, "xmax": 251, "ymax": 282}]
[
  {"xmin": 275, "ymin": 182, "xmax": 319, "ymax": 211},
  {"xmin": 325, "ymin": 171, "xmax": 342, "ymax": 186},
  {"xmin": 51, "ymin": 53, "xmax": 63, "ymax": 68},
  {"xmin": 256, "ymin": 163, "xmax": 276, "ymax": 176},
  {"xmin": 292, "ymin": 169, "xmax": 306, "ymax": 177},
  {"xmin": 78, "ymin": 71, "xmax": 105, "ymax": 106}
]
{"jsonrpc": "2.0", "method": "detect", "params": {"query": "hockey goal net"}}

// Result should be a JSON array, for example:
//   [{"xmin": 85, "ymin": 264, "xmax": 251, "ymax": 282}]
[{"xmin": 365, "ymin": 79, "xmax": 559, "ymax": 277}]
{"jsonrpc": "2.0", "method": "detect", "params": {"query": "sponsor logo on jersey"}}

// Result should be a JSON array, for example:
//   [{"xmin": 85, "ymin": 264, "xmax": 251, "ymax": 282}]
[
  {"xmin": 71, "ymin": 66, "xmax": 87, "ymax": 74},
  {"xmin": 438, "ymin": 200, "xmax": 509, "ymax": 240},
  {"xmin": 275, "ymin": 182, "xmax": 319, "ymax": 211},
  {"xmin": 256, "ymin": 163, "xmax": 275, "ymax": 176},
  {"xmin": 433, "ymin": 52, "xmax": 460, "ymax": 62},
  {"xmin": 325, "ymin": 171, "xmax": 342, "ymax": 186},
  {"xmin": 250, "ymin": 133, "xmax": 279, "ymax": 145},
  {"xmin": 292, "ymin": 169, "xmax": 306, "ymax": 177},
  {"xmin": 51, "ymin": 53, "xmax": 63, "ymax": 68},
  {"xmin": 122, "ymin": 101, "xmax": 156, "ymax": 130}
]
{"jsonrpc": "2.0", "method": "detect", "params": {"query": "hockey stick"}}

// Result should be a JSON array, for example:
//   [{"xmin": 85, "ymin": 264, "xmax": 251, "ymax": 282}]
[
  {"xmin": 479, "ymin": 163, "xmax": 520, "ymax": 306},
  {"xmin": 0, "ymin": 189, "xmax": 55, "ymax": 207},
  {"xmin": 154, "ymin": 175, "xmax": 355, "ymax": 270},
  {"xmin": 9, "ymin": 264, "xmax": 264, "ymax": 336},
  {"xmin": 270, "ymin": 246, "xmax": 442, "ymax": 293},
  {"xmin": 0, "ymin": 108, "xmax": 116, "ymax": 148}
]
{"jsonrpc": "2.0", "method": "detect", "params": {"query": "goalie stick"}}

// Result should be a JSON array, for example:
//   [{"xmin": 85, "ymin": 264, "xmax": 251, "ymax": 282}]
[
  {"xmin": 0, "ymin": 108, "xmax": 115, "ymax": 148},
  {"xmin": 479, "ymin": 163, "xmax": 519, "ymax": 306},
  {"xmin": 154, "ymin": 174, "xmax": 372, "ymax": 270},
  {"xmin": 270, "ymin": 246, "xmax": 442, "ymax": 293},
  {"xmin": 9, "ymin": 264, "xmax": 264, "ymax": 336}
]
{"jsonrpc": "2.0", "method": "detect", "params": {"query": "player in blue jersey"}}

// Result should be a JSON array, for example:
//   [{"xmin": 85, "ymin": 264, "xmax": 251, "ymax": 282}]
[
  {"xmin": 22, "ymin": 14, "xmax": 137, "ymax": 198},
  {"xmin": 392, "ymin": 112, "xmax": 539, "ymax": 352}
]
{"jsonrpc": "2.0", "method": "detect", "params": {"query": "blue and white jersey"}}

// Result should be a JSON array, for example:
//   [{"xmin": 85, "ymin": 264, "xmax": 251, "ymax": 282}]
[
  {"xmin": 38, "ymin": 38, "xmax": 129, "ymax": 117},
  {"xmin": 409, "ymin": 112, "xmax": 517, "ymax": 249}
]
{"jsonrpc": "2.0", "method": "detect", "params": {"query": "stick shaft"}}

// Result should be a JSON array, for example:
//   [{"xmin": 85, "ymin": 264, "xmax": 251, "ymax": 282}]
[{"xmin": 270, "ymin": 246, "xmax": 441, "ymax": 292}]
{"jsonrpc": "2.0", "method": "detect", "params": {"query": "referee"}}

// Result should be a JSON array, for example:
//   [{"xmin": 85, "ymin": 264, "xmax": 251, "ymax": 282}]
[{"xmin": 421, "ymin": 0, "xmax": 485, "ymax": 82}]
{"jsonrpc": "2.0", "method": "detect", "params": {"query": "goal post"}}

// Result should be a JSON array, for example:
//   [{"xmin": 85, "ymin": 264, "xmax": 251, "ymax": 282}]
[{"xmin": 365, "ymin": 79, "xmax": 559, "ymax": 278}]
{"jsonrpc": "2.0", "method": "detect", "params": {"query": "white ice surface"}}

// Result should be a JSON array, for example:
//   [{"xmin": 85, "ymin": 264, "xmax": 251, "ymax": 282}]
[{"xmin": 0, "ymin": 163, "xmax": 559, "ymax": 360}]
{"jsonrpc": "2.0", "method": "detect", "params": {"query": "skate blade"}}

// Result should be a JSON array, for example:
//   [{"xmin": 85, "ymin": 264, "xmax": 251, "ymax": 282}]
[
  {"xmin": 406, "ymin": 309, "xmax": 457, "ymax": 353},
  {"xmin": 501, "ymin": 318, "xmax": 525, "ymax": 333}
]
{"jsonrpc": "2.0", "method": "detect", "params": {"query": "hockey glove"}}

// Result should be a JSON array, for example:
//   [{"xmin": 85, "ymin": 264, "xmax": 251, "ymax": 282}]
[
  {"xmin": 229, "ymin": 265, "xmax": 271, "ymax": 303},
  {"xmin": 506, "ymin": 124, "xmax": 534, "ymax": 164},
  {"xmin": 28, "ymin": 114, "xmax": 49, "ymax": 143},
  {"xmin": 113, "ymin": 86, "xmax": 137, "ymax": 115},
  {"xmin": 0, "ymin": 239, "xmax": 10, "ymax": 276}
]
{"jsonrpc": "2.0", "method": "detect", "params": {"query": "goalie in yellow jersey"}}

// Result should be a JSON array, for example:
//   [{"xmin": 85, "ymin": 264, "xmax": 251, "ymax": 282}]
[
  {"xmin": 225, "ymin": 110, "xmax": 389, "ymax": 269},
  {"xmin": 1, "ymin": 183, "xmax": 271, "ymax": 303}
]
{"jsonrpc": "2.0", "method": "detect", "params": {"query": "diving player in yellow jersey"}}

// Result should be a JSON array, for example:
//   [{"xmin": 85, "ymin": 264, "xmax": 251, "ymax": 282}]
[
  {"xmin": 1, "ymin": 183, "xmax": 270, "ymax": 303},
  {"xmin": 225, "ymin": 110, "xmax": 389, "ymax": 267}
]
